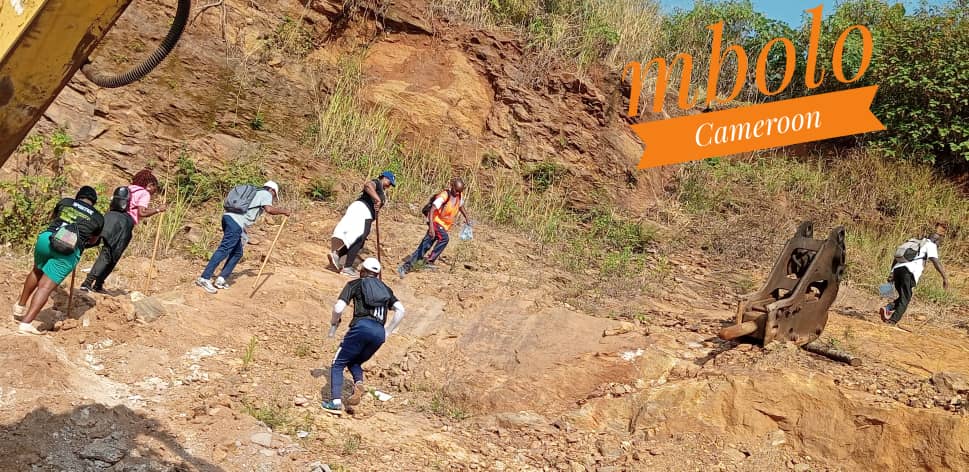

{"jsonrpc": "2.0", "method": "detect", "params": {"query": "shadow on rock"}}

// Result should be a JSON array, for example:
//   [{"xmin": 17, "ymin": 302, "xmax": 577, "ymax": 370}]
[{"xmin": 0, "ymin": 403, "xmax": 223, "ymax": 471}]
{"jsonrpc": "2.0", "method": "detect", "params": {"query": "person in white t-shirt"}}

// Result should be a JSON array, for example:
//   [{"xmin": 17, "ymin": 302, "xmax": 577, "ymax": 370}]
[
  {"xmin": 196, "ymin": 181, "xmax": 291, "ymax": 293},
  {"xmin": 880, "ymin": 223, "xmax": 951, "ymax": 325}
]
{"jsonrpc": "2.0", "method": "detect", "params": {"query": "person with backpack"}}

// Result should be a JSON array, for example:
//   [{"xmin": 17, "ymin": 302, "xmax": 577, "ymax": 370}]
[
  {"xmin": 13, "ymin": 186, "xmax": 104, "ymax": 335},
  {"xmin": 322, "ymin": 257, "xmax": 405, "ymax": 415},
  {"xmin": 195, "ymin": 181, "xmax": 291, "ymax": 294},
  {"xmin": 81, "ymin": 169, "xmax": 166, "ymax": 293},
  {"xmin": 330, "ymin": 171, "xmax": 395, "ymax": 277},
  {"xmin": 396, "ymin": 177, "xmax": 470, "ymax": 279},
  {"xmin": 880, "ymin": 223, "xmax": 951, "ymax": 325}
]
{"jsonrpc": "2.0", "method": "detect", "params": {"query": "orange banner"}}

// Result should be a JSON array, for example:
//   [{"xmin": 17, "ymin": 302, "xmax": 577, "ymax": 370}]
[{"xmin": 631, "ymin": 86, "xmax": 885, "ymax": 169}]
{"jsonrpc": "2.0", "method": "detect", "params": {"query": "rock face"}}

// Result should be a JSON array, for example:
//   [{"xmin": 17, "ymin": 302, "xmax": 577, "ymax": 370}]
[{"xmin": 363, "ymin": 41, "xmax": 493, "ymax": 150}]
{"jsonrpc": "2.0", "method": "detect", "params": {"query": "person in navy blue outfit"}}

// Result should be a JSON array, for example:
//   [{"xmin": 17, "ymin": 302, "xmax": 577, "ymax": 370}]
[{"xmin": 323, "ymin": 257, "xmax": 406, "ymax": 415}]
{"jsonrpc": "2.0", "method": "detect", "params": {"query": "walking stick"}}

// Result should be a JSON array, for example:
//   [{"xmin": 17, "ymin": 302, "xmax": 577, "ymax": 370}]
[
  {"xmin": 145, "ymin": 160, "xmax": 171, "ymax": 293},
  {"xmin": 250, "ymin": 215, "xmax": 289, "ymax": 297},
  {"xmin": 146, "ymin": 206, "xmax": 164, "ymax": 293},
  {"xmin": 374, "ymin": 211, "xmax": 382, "ymax": 280},
  {"xmin": 66, "ymin": 266, "xmax": 77, "ymax": 316}
]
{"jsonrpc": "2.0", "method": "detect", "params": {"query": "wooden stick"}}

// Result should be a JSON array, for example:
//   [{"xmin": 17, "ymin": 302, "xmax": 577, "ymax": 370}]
[
  {"xmin": 145, "ymin": 159, "xmax": 171, "ymax": 293},
  {"xmin": 802, "ymin": 341, "xmax": 862, "ymax": 366},
  {"xmin": 66, "ymin": 266, "xmax": 77, "ymax": 316},
  {"xmin": 250, "ymin": 215, "xmax": 288, "ymax": 297},
  {"xmin": 374, "ymin": 212, "xmax": 382, "ymax": 281},
  {"xmin": 146, "ymin": 205, "xmax": 164, "ymax": 293}
]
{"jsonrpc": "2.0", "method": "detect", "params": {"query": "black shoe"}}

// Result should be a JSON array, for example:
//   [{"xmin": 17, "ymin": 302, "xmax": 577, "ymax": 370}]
[
  {"xmin": 79, "ymin": 283, "xmax": 93, "ymax": 293},
  {"xmin": 92, "ymin": 286, "xmax": 107, "ymax": 294}
]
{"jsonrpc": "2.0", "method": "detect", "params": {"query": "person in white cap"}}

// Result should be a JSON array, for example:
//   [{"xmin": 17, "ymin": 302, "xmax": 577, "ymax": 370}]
[
  {"xmin": 322, "ymin": 257, "xmax": 405, "ymax": 415},
  {"xmin": 196, "ymin": 181, "xmax": 291, "ymax": 293}
]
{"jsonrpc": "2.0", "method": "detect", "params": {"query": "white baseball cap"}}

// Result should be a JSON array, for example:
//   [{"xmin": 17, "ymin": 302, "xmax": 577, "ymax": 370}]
[
  {"xmin": 264, "ymin": 181, "xmax": 279, "ymax": 194},
  {"xmin": 362, "ymin": 257, "xmax": 381, "ymax": 274}
]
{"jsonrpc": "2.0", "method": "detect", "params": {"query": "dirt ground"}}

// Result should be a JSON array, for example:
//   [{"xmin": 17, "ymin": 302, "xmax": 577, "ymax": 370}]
[{"xmin": 1, "ymin": 204, "xmax": 967, "ymax": 472}]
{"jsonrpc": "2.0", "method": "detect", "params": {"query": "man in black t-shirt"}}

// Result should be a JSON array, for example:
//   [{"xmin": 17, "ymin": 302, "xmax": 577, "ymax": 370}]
[
  {"xmin": 329, "ymin": 171, "xmax": 396, "ymax": 277},
  {"xmin": 14, "ymin": 186, "xmax": 104, "ymax": 335},
  {"xmin": 322, "ymin": 257, "xmax": 405, "ymax": 415}
]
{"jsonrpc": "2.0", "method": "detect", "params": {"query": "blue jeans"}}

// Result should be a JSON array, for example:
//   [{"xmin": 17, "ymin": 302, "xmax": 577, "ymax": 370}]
[
  {"xmin": 330, "ymin": 318, "xmax": 385, "ymax": 401},
  {"xmin": 402, "ymin": 222, "xmax": 448, "ymax": 270},
  {"xmin": 201, "ymin": 215, "xmax": 244, "ymax": 280}
]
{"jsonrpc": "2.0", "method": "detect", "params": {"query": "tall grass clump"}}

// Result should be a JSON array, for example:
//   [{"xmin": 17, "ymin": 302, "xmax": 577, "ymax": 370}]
[{"xmin": 311, "ymin": 53, "xmax": 452, "ymax": 204}]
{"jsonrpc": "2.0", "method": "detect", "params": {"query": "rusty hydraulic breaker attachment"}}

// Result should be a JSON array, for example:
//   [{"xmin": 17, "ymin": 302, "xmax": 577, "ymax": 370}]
[{"xmin": 719, "ymin": 221, "xmax": 846, "ymax": 346}]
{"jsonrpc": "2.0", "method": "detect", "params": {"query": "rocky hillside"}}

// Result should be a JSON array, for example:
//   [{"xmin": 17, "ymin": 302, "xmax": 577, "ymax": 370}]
[
  {"xmin": 0, "ymin": 0, "xmax": 668, "ymax": 213},
  {"xmin": 1, "ymin": 0, "xmax": 968, "ymax": 471}
]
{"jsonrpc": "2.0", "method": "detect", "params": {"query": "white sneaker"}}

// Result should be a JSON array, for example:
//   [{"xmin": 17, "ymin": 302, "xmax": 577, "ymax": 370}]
[
  {"xmin": 12, "ymin": 303, "xmax": 26, "ymax": 321},
  {"xmin": 195, "ymin": 277, "xmax": 217, "ymax": 294},
  {"xmin": 17, "ymin": 322, "xmax": 43, "ymax": 335},
  {"xmin": 214, "ymin": 277, "xmax": 230, "ymax": 289},
  {"xmin": 329, "ymin": 250, "xmax": 343, "ymax": 271}
]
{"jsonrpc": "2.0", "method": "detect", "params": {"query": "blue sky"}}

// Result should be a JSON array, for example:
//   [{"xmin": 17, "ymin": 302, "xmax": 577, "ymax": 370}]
[{"xmin": 660, "ymin": 1, "xmax": 952, "ymax": 26}]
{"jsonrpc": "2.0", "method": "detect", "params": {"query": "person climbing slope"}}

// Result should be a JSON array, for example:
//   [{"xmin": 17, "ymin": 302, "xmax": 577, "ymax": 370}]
[
  {"xmin": 81, "ymin": 169, "xmax": 166, "ymax": 293},
  {"xmin": 322, "ymin": 257, "xmax": 405, "ymax": 415},
  {"xmin": 330, "ymin": 171, "xmax": 395, "ymax": 277},
  {"xmin": 880, "ymin": 223, "xmax": 950, "ymax": 326},
  {"xmin": 196, "ymin": 181, "xmax": 291, "ymax": 293},
  {"xmin": 13, "ymin": 186, "xmax": 104, "ymax": 335},
  {"xmin": 397, "ymin": 177, "xmax": 470, "ymax": 278}
]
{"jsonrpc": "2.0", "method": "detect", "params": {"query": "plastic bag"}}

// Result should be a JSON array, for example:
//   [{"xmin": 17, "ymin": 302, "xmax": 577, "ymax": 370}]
[
  {"xmin": 878, "ymin": 282, "xmax": 896, "ymax": 299},
  {"xmin": 459, "ymin": 224, "xmax": 474, "ymax": 241}
]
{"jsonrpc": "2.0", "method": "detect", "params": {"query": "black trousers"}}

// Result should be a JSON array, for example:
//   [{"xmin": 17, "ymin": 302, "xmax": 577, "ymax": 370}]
[
  {"xmin": 340, "ymin": 218, "xmax": 373, "ymax": 269},
  {"xmin": 889, "ymin": 266, "xmax": 916, "ymax": 323},
  {"xmin": 83, "ymin": 211, "xmax": 134, "ymax": 288}
]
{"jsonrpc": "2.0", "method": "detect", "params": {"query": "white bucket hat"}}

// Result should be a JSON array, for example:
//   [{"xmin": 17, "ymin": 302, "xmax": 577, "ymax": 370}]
[
  {"xmin": 362, "ymin": 257, "xmax": 381, "ymax": 274},
  {"xmin": 263, "ymin": 181, "xmax": 279, "ymax": 194}
]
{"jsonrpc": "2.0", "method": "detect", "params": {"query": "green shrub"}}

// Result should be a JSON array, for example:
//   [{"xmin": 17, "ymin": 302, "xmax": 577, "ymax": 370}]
[
  {"xmin": 272, "ymin": 16, "xmax": 314, "ymax": 58},
  {"xmin": 0, "ymin": 174, "xmax": 68, "ymax": 247},
  {"xmin": 306, "ymin": 177, "xmax": 336, "ymax": 202},
  {"xmin": 524, "ymin": 161, "xmax": 567, "ymax": 192}
]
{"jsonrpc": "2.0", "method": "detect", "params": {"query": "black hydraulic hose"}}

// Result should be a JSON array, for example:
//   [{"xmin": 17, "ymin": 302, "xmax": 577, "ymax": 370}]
[{"xmin": 81, "ymin": 0, "xmax": 191, "ymax": 88}]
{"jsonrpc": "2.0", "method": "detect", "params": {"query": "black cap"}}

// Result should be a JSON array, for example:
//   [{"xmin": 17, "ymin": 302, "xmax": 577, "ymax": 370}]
[{"xmin": 76, "ymin": 186, "xmax": 98, "ymax": 204}]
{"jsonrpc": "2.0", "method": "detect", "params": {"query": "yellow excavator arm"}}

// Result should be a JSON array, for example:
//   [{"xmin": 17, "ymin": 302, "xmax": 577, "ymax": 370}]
[{"xmin": 0, "ymin": 0, "xmax": 189, "ymax": 167}]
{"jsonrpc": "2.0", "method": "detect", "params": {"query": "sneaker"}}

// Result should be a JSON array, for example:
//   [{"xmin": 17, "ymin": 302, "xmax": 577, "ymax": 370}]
[
  {"xmin": 348, "ymin": 381, "xmax": 364, "ymax": 406},
  {"xmin": 80, "ymin": 283, "xmax": 92, "ymax": 293},
  {"xmin": 329, "ymin": 250, "xmax": 343, "ymax": 271},
  {"xmin": 340, "ymin": 268, "xmax": 359, "ymax": 278},
  {"xmin": 397, "ymin": 265, "xmax": 407, "ymax": 280},
  {"xmin": 12, "ymin": 303, "xmax": 26, "ymax": 321},
  {"xmin": 214, "ymin": 277, "xmax": 230, "ymax": 289},
  {"xmin": 879, "ymin": 306, "xmax": 893, "ymax": 323},
  {"xmin": 17, "ymin": 322, "xmax": 43, "ymax": 336},
  {"xmin": 195, "ymin": 277, "xmax": 217, "ymax": 294},
  {"xmin": 321, "ymin": 400, "xmax": 344, "ymax": 416}
]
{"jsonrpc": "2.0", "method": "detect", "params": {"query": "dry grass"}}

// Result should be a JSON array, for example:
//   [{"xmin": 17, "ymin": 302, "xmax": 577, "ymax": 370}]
[
  {"xmin": 430, "ymin": 0, "xmax": 663, "ymax": 72},
  {"xmin": 672, "ymin": 149, "xmax": 968, "ymax": 306}
]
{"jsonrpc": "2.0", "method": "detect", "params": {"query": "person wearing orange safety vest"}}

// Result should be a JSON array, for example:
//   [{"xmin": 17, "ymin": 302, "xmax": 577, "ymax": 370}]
[{"xmin": 397, "ymin": 178, "xmax": 470, "ymax": 278}]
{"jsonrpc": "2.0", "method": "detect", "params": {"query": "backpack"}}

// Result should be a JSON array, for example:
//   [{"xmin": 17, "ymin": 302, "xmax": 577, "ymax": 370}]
[
  {"xmin": 224, "ymin": 184, "xmax": 260, "ymax": 214},
  {"xmin": 109, "ymin": 186, "xmax": 131, "ymax": 213},
  {"xmin": 359, "ymin": 277, "xmax": 393, "ymax": 325},
  {"xmin": 49, "ymin": 221, "xmax": 79, "ymax": 254},
  {"xmin": 421, "ymin": 190, "xmax": 449, "ymax": 218},
  {"xmin": 894, "ymin": 238, "xmax": 927, "ymax": 264},
  {"xmin": 360, "ymin": 277, "xmax": 391, "ymax": 308}
]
